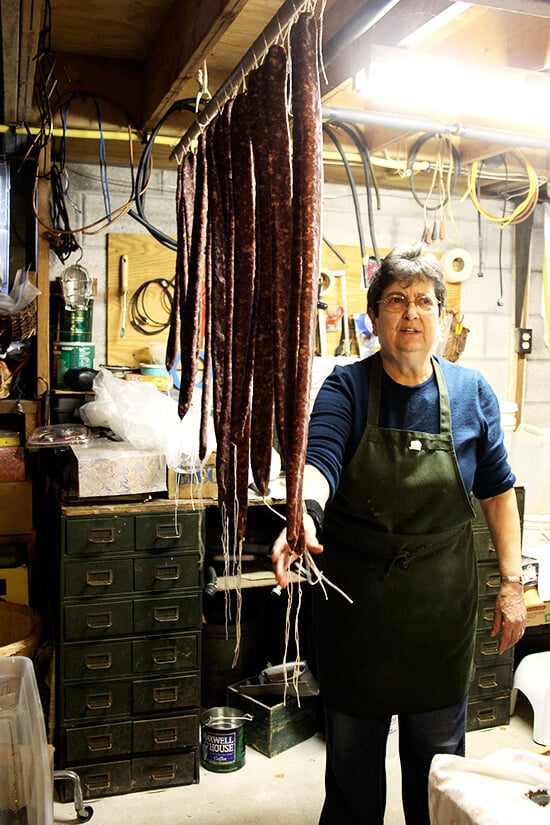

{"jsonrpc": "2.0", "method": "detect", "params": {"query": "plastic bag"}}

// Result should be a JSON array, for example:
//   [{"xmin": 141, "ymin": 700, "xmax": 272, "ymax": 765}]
[
  {"xmin": 0, "ymin": 269, "xmax": 41, "ymax": 316},
  {"xmin": 79, "ymin": 368, "xmax": 215, "ymax": 470}
]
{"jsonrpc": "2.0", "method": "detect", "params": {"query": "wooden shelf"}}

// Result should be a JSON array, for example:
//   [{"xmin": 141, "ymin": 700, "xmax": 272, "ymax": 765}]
[
  {"xmin": 217, "ymin": 570, "xmax": 304, "ymax": 591},
  {"xmin": 0, "ymin": 399, "xmax": 39, "ymax": 441}
]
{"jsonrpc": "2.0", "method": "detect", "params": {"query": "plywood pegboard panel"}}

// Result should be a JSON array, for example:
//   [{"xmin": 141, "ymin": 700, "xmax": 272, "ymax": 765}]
[
  {"xmin": 107, "ymin": 233, "xmax": 176, "ymax": 367},
  {"xmin": 320, "ymin": 244, "xmax": 461, "ymax": 356},
  {"xmin": 106, "ymin": 235, "xmax": 460, "ymax": 366}
]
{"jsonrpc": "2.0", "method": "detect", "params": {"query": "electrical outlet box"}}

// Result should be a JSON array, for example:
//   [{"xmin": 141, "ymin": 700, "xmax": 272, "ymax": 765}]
[{"xmin": 517, "ymin": 328, "xmax": 533, "ymax": 354}]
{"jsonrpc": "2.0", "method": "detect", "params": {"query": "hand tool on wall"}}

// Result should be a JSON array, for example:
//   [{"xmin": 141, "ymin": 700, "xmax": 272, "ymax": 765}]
[{"xmin": 119, "ymin": 254, "xmax": 128, "ymax": 337}]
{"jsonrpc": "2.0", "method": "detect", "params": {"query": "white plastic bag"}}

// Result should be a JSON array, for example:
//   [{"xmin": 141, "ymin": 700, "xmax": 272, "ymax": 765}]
[
  {"xmin": 0, "ymin": 268, "xmax": 41, "ymax": 315},
  {"xmin": 79, "ymin": 368, "xmax": 214, "ymax": 470}
]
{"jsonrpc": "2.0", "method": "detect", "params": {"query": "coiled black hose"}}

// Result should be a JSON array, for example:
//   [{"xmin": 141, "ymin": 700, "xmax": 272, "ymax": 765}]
[{"xmin": 129, "ymin": 99, "xmax": 197, "ymax": 250}]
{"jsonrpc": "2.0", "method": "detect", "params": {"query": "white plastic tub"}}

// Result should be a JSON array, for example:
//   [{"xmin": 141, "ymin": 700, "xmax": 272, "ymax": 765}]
[{"xmin": 0, "ymin": 656, "xmax": 52, "ymax": 825}]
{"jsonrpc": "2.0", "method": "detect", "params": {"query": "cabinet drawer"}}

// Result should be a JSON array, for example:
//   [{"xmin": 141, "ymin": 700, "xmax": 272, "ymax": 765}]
[
  {"xmin": 132, "ymin": 633, "xmax": 200, "ymax": 674},
  {"xmin": 65, "ymin": 721, "xmax": 132, "ymax": 763},
  {"xmin": 135, "ymin": 512, "xmax": 200, "ymax": 551},
  {"xmin": 477, "ymin": 562, "xmax": 501, "ymax": 597},
  {"xmin": 65, "ymin": 516, "xmax": 134, "ymax": 556},
  {"xmin": 64, "ymin": 599, "xmax": 133, "ymax": 640},
  {"xmin": 466, "ymin": 693, "xmax": 510, "ymax": 732},
  {"xmin": 133, "ymin": 674, "xmax": 200, "ymax": 714},
  {"xmin": 468, "ymin": 661, "xmax": 513, "ymax": 699},
  {"xmin": 133, "ymin": 713, "xmax": 200, "ymax": 752},
  {"xmin": 64, "ymin": 558, "xmax": 133, "ymax": 597},
  {"xmin": 134, "ymin": 553, "xmax": 201, "ymax": 592},
  {"xmin": 473, "ymin": 629, "xmax": 513, "ymax": 665},
  {"xmin": 69, "ymin": 760, "xmax": 132, "ymax": 799},
  {"xmin": 131, "ymin": 750, "xmax": 199, "ymax": 791},
  {"xmin": 472, "ymin": 530, "xmax": 496, "ymax": 561},
  {"xmin": 64, "ymin": 681, "xmax": 132, "ymax": 721},
  {"xmin": 477, "ymin": 594, "xmax": 496, "ymax": 630},
  {"xmin": 64, "ymin": 640, "xmax": 132, "ymax": 680},
  {"xmin": 133, "ymin": 594, "xmax": 201, "ymax": 633}
]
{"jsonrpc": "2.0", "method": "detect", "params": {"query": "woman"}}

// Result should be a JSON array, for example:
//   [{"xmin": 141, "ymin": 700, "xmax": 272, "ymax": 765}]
[{"xmin": 272, "ymin": 243, "xmax": 526, "ymax": 825}]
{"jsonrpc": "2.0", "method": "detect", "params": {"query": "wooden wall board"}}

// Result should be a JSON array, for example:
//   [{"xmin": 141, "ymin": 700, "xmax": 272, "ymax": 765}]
[
  {"xmin": 106, "ymin": 234, "xmax": 460, "ymax": 366},
  {"xmin": 320, "ymin": 244, "xmax": 460, "ymax": 356},
  {"xmin": 106, "ymin": 233, "xmax": 176, "ymax": 367}
]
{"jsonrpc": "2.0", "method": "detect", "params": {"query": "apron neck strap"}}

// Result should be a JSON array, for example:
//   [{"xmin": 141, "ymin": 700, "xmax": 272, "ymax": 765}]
[{"xmin": 367, "ymin": 352, "xmax": 451, "ymax": 434}]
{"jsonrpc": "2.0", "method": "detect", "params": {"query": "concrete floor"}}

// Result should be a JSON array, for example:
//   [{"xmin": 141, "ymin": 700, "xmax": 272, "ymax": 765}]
[{"xmin": 53, "ymin": 693, "xmax": 540, "ymax": 825}]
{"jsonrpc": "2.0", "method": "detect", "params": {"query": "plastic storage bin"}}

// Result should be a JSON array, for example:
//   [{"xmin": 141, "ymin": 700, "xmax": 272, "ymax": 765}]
[{"xmin": 0, "ymin": 656, "xmax": 53, "ymax": 825}]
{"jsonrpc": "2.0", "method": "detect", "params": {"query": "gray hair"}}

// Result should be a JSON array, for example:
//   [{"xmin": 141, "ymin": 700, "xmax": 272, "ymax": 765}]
[{"xmin": 367, "ymin": 243, "xmax": 447, "ymax": 316}]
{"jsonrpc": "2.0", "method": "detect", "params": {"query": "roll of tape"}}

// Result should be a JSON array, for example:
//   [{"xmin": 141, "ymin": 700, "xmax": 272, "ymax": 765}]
[
  {"xmin": 441, "ymin": 247, "xmax": 473, "ymax": 284},
  {"xmin": 320, "ymin": 270, "xmax": 334, "ymax": 296}
]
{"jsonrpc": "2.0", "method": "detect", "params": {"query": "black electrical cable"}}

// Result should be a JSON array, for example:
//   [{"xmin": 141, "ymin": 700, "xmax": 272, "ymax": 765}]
[
  {"xmin": 129, "ymin": 277, "xmax": 175, "ymax": 335},
  {"xmin": 323, "ymin": 121, "xmax": 369, "ymax": 288},
  {"xmin": 407, "ymin": 133, "xmax": 461, "ymax": 211},
  {"xmin": 129, "ymin": 99, "xmax": 197, "ymax": 250},
  {"xmin": 329, "ymin": 120, "xmax": 382, "ymax": 267}
]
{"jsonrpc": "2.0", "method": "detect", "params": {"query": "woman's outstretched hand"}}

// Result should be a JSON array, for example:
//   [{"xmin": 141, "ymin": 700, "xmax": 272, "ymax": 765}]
[{"xmin": 271, "ymin": 513, "xmax": 324, "ymax": 588}]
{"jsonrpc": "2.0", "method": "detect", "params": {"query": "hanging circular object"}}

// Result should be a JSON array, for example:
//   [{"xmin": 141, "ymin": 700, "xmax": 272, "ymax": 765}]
[
  {"xmin": 441, "ymin": 248, "xmax": 473, "ymax": 284},
  {"xmin": 60, "ymin": 263, "xmax": 93, "ymax": 311}
]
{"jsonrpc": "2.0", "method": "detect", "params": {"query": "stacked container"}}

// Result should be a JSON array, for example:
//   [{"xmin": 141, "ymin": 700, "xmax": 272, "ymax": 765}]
[
  {"xmin": 0, "ymin": 656, "xmax": 53, "ymax": 825},
  {"xmin": 50, "ymin": 277, "xmax": 95, "ymax": 390}
]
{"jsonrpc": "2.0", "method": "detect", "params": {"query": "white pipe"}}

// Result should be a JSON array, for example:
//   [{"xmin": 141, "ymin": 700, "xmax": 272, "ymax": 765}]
[{"xmin": 321, "ymin": 106, "xmax": 550, "ymax": 152}]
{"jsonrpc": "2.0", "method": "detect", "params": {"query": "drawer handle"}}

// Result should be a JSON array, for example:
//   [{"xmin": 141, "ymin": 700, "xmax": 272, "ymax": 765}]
[
  {"xmin": 153, "ymin": 726, "xmax": 178, "ymax": 744},
  {"xmin": 154, "ymin": 606, "xmax": 180, "ymax": 623},
  {"xmin": 86, "ymin": 692, "xmax": 113, "ymax": 710},
  {"xmin": 480, "ymin": 641, "xmax": 499, "ymax": 656},
  {"xmin": 153, "ymin": 686, "xmax": 179, "ymax": 704},
  {"xmin": 150, "ymin": 763, "xmax": 177, "ymax": 781},
  {"xmin": 476, "ymin": 708, "xmax": 497, "ymax": 723},
  {"xmin": 152, "ymin": 646, "xmax": 178, "ymax": 665},
  {"xmin": 155, "ymin": 565, "xmax": 181, "ymax": 582},
  {"xmin": 87, "ymin": 734, "xmax": 113, "ymax": 752},
  {"xmin": 87, "ymin": 527, "xmax": 116, "ymax": 544},
  {"xmin": 155, "ymin": 524, "xmax": 182, "ymax": 540},
  {"xmin": 86, "ymin": 569, "xmax": 114, "ymax": 587},
  {"xmin": 84, "ymin": 772, "xmax": 112, "ymax": 792},
  {"xmin": 478, "ymin": 674, "xmax": 498, "ymax": 689},
  {"xmin": 85, "ymin": 653, "xmax": 112, "ymax": 671},
  {"xmin": 86, "ymin": 611, "xmax": 113, "ymax": 629},
  {"xmin": 481, "ymin": 606, "xmax": 495, "ymax": 624},
  {"xmin": 486, "ymin": 574, "xmax": 502, "ymax": 590}
]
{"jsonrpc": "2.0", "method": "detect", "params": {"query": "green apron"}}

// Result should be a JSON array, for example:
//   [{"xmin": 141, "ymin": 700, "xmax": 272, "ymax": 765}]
[{"xmin": 312, "ymin": 353, "xmax": 478, "ymax": 716}]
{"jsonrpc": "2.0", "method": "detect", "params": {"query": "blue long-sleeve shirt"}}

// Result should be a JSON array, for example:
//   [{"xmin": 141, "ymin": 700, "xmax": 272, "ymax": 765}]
[{"xmin": 306, "ymin": 355, "xmax": 515, "ymax": 501}]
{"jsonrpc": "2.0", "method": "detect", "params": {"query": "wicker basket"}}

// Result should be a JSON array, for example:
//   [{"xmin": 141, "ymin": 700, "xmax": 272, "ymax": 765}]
[
  {"xmin": 0, "ymin": 301, "xmax": 37, "ymax": 345},
  {"xmin": 0, "ymin": 600, "xmax": 42, "ymax": 658}
]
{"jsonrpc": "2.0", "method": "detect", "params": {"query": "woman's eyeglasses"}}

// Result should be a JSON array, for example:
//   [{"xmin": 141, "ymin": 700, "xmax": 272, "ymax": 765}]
[{"xmin": 377, "ymin": 293, "xmax": 440, "ymax": 313}]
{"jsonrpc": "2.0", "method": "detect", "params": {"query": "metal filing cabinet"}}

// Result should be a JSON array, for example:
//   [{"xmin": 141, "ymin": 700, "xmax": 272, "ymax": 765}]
[
  {"xmin": 466, "ymin": 487, "xmax": 524, "ymax": 732},
  {"xmin": 53, "ymin": 505, "xmax": 203, "ymax": 799}
]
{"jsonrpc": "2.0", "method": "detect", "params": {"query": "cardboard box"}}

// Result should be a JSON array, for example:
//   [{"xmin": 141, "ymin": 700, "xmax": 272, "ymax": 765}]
[
  {"xmin": 125, "ymin": 373, "xmax": 170, "ymax": 393},
  {"xmin": 526, "ymin": 598, "xmax": 550, "ymax": 627},
  {"xmin": 167, "ymin": 453, "xmax": 217, "ymax": 501},
  {"xmin": 0, "ymin": 482, "xmax": 33, "ymax": 534},
  {"xmin": 226, "ymin": 679, "xmax": 317, "ymax": 758},
  {"xmin": 0, "ymin": 566, "xmax": 29, "ymax": 605},
  {"xmin": 70, "ymin": 441, "xmax": 167, "ymax": 498},
  {"xmin": 0, "ymin": 430, "xmax": 20, "ymax": 447},
  {"xmin": 0, "ymin": 446, "xmax": 26, "ymax": 482}
]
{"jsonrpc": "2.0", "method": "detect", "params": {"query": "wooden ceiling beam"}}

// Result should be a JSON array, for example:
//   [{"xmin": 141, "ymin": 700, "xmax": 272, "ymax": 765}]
[
  {"xmin": 1, "ymin": 0, "xmax": 20, "ymax": 123},
  {"xmin": 140, "ymin": 0, "xmax": 251, "ymax": 131},
  {"xmin": 17, "ymin": 0, "xmax": 45, "ymax": 121}
]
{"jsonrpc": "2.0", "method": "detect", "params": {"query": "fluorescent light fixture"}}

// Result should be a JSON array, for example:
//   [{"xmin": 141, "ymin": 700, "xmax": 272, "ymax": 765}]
[{"xmin": 355, "ymin": 45, "xmax": 550, "ymax": 134}]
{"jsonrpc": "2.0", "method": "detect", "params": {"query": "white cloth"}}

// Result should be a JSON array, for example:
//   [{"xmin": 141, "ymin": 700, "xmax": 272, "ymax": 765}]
[{"xmin": 429, "ymin": 749, "xmax": 550, "ymax": 824}]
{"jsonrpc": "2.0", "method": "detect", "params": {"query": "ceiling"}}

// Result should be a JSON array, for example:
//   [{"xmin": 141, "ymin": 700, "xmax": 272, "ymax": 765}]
[{"xmin": 2, "ymin": 0, "xmax": 550, "ymax": 197}]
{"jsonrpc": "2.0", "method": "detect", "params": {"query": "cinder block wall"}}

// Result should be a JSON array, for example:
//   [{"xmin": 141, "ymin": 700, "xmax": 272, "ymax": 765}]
[{"xmin": 44, "ymin": 164, "xmax": 549, "ymax": 430}]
